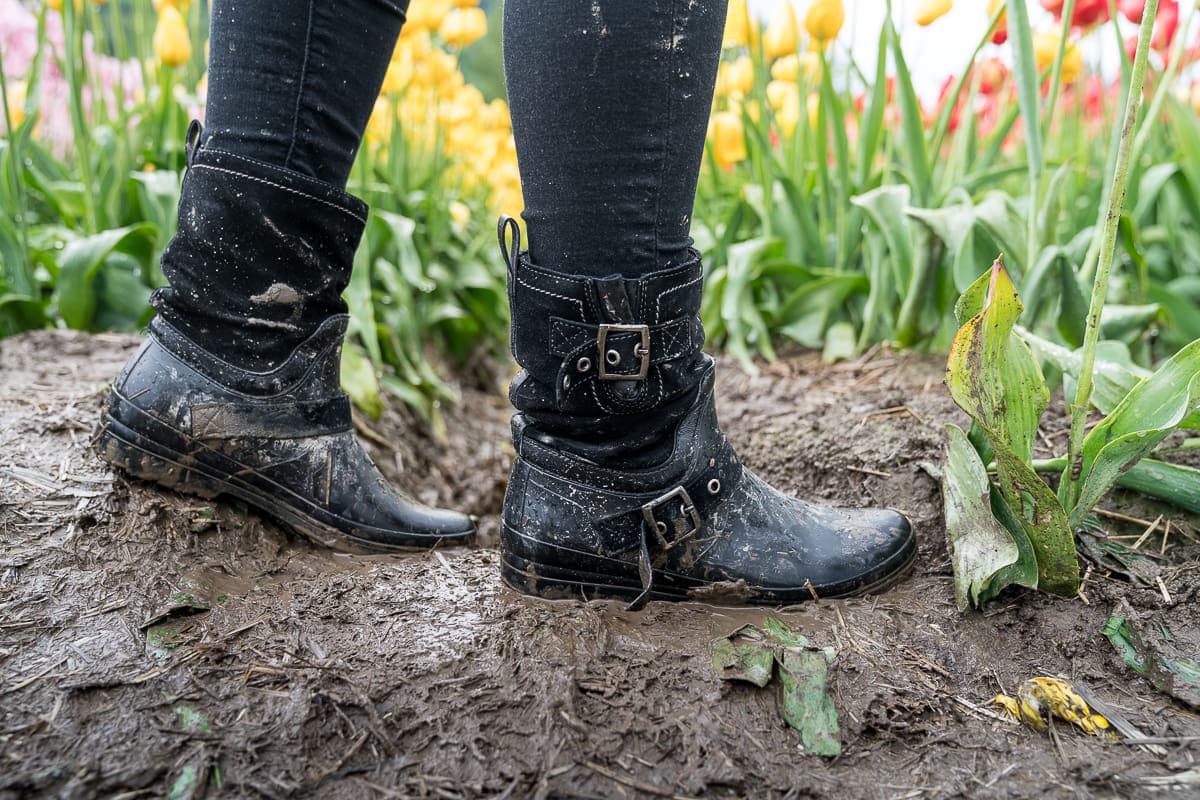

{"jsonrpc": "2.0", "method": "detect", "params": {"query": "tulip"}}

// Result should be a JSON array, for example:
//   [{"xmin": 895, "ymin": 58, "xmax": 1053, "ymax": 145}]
[
  {"xmin": 724, "ymin": 0, "xmax": 752, "ymax": 49},
  {"xmin": 766, "ymin": 79, "xmax": 796, "ymax": 111},
  {"xmin": 710, "ymin": 111, "xmax": 747, "ymax": 169},
  {"xmin": 915, "ymin": 0, "xmax": 952, "ymax": 27},
  {"xmin": 152, "ymin": 0, "xmax": 191, "ymax": 12},
  {"xmin": 1152, "ymin": 0, "xmax": 1179, "ymax": 52},
  {"xmin": 977, "ymin": 57, "xmax": 1007, "ymax": 95},
  {"xmin": 440, "ymin": 7, "xmax": 487, "ymax": 48},
  {"xmin": 805, "ymin": 0, "xmax": 844, "ymax": 43},
  {"xmin": 1119, "ymin": 0, "xmax": 1145, "ymax": 22},
  {"xmin": 1034, "ymin": 30, "xmax": 1082, "ymax": 83},
  {"xmin": 406, "ymin": 0, "xmax": 452, "ymax": 32},
  {"xmin": 4, "ymin": 81, "xmax": 27, "ymax": 130},
  {"xmin": 762, "ymin": 3, "xmax": 798, "ymax": 59},
  {"xmin": 154, "ymin": 6, "xmax": 192, "ymax": 67},
  {"xmin": 987, "ymin": 0, "xmax": 1008, "ymax": 44},
  {"xmin": 717, "ymin": 55, "xmax": 754, "ymax": 98}
]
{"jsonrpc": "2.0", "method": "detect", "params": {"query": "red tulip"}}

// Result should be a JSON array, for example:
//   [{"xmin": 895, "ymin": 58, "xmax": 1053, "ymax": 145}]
[
  {"xmin": 1153, "ymin": 0, "xmax": 1179, "ymax": 52},
  {"xmin": 1119, "ymin": 0, "xmax": 1145, "ymax": 23}
]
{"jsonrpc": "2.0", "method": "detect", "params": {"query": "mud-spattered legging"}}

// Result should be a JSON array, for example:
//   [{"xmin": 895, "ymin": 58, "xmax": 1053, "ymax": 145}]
[{"xmin": 201, "ymin": 0, "xmax": 727, "ymax": 279}]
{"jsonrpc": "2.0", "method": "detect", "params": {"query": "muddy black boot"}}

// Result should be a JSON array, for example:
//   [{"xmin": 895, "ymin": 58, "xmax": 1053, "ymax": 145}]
[
  {"xmin": 496, "ymin": 218, "xmax": 914, "ymax": 609},
  {"xmin": 94, "ymin": 126, "xmax": 474, "ymax": 551}
]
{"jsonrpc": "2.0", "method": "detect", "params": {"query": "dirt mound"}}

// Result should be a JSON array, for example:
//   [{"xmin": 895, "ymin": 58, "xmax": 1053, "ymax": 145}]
[{"xmin": 2, "ymin": 331, "xmax": 1197, "ymax": 799}]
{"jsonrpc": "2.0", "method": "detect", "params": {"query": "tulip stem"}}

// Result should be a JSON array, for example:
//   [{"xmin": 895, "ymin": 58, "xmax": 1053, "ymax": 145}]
[
  {"xmin": 1062, "ymin": 0, "xmax": 1159, "ymax": 509},
  {"xmin": 61, "ymin": 0, "xmax": 99, "ymax": 234},
  {"xmin": 1039, "ymin": 0, "xmax": 1077, "ymax": 148}
]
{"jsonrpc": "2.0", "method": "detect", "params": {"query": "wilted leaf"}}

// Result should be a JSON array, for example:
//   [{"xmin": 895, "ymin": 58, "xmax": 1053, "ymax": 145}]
[
  {"xmin": 712, "ymin": 625, "xmax": 774, "ymax": 687},
  {"xmin": 1103, "ymin": 608, "xmax": 1200, "ymax": 710},
  {"xmin": 778, "ymin": 647, "xmax": 840, "ymax": 757},
  {"xmin": 942, "ymin": 424, "xmax": 1036, "ymax": 609},
  {"xmin": 946, "ymin": 261, "xmax": 1079, "ymax": 595}
]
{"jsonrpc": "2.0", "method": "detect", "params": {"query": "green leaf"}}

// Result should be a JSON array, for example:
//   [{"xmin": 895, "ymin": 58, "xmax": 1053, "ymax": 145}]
[
  {"xmin": 1069, "ymin": 337, "xmax": 1200, "ymax": 527},
  {"xmin": 340, "ymin": 342, "xmax": 384, "ymax": 419},
  {"xmin": 852, "ymin": 185, "xmax": 915, "ymax": 298},
  {"xmin": 1004, "ymin": 0, "xmax": 1044, "ymax": 181},
  {"xmin": 52, "ymin": 224, "xmax": 156, "ymax": 329},
  {"xmin": 947, "ymin": 261, "xmax": 1079, "ymax": 595},
  {"xmin": 887, "ymin": 21, "xmax": 931, "ymax": 204},
  {"xmin": 907, "ymin": 195, "xmax": 978, "ymax": 293},
  {"xmin": 943, "ymin": 423, "xmax": 1037, "ymax": 610}
]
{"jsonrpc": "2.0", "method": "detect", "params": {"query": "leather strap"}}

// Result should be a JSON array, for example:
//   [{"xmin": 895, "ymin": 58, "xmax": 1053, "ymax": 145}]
[{"xmin": 190, "ymin": 396, "xmax": 351, "ymax": 440}]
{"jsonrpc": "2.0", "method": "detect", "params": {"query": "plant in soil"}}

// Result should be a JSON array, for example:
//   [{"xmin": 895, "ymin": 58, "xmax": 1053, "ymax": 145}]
[{"xmin": 943, "ymin": 0, "xmax": 1200, "ymax": 608}]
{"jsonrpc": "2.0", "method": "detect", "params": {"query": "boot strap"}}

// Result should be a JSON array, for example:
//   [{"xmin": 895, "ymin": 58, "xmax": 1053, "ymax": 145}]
[{"xmin": 550, "ymin": 317, "xmax": 702, "ymax": 381}]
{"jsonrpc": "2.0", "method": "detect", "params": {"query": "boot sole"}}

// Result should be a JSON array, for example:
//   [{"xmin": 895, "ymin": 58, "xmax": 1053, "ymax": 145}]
[
  {"xmin": 95, "ymin": 413, "xmax": 473, "ymax": 554},
  {"xmin": 500, "ymin": 523, "xmax": 918, "ymax": 606}
]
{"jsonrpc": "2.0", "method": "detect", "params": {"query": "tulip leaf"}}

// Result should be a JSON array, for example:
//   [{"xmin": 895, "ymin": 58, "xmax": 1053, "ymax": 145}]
[
  {"xmin": 340, "ymin": 342, "xmax": 384, "ymax": 419},
  {"xmin": 53, "ymin": 224, "xmax": 156, "ymax": 330},
  {"xmin": 943, "ymin": 423, "xmax": 1038, "ymax": 609},
  {"xmin": 1014, "ymin": 328, "xmax": 1200, "ymax": 429},
  {"xmin": 851, "ymin": 185, "xmax": 914, "ymax": 295},
  {"xmin": 1068, "ymin": 338, "xmax": 1200, "ymax": 528},
  {"xmin": 947, "ymin": 260, "xmax": 1079, "ymax": 595}
]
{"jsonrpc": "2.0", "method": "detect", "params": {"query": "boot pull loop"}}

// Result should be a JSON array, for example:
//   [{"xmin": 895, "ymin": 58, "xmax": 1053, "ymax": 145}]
[
  {"xmin": 497, "ymin": 215, "xmax": 521, "ymax": 274},
  {"xmin": 184, "ymin": 120, "xmax": 203, "ymax": 170}
]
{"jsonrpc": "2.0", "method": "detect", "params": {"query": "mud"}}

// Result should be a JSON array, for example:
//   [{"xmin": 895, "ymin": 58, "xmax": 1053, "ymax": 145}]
[{"xmin": 2, "ymin": 331, "xmax": 1198, "ymax": 799}]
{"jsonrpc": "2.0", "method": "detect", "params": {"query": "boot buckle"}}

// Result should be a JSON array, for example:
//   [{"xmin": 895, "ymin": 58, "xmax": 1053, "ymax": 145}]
[
  {"xmin": 641, "ymin": 486, "xmax": 702, "ymax": 548},
  {"xmin": 597, "ymin": 324, "xmax": 650, "ymax": 381}
]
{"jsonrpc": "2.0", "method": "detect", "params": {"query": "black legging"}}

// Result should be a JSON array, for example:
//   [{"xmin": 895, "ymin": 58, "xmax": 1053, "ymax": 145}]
[{"xmin": 201, "ymin": 0, "xmax": 726, "ymax": 278}]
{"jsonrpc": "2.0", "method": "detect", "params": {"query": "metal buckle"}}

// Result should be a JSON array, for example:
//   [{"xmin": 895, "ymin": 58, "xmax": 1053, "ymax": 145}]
[
  {"xmin": 597, "ymin": 323, "xmax": 650, "ymax": 381},
  {"xmin": 641, "ymin": 486, "xmax": 702, "ymax": 548}
]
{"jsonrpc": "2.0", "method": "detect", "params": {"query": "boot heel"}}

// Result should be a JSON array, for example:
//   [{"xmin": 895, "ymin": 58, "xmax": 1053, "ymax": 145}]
[{"xmin": 94, "ymin": 416, "xmax": 222, "ymax": 499}]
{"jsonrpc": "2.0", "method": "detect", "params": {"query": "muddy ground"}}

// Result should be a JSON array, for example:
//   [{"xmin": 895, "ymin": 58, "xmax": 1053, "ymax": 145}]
[{"xmin": 1, "ymin": 330, "xmax": 1198, "ymax": 800}]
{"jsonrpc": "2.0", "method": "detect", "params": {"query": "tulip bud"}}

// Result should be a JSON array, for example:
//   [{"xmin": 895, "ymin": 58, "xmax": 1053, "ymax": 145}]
[
  {"xmin": 440, "ymin": 7, "xmax": 487, "ymax": 48},
  {"xmin": 710, "ymin": 111, "xmax": 747, "ymax": 169},
  {"xmin": 154, "ymin": 6, "xmax": 192, "ymax": 67},
  {"xmin": 915, "ymin": 0, "xmax": 952, "ymax": 26},
  {"xmin": 805, "ymin": 0, "xmax": 844, "ymax": 43},
  {"xmin": 762, "ymin": 3, "xmax": 799, "ymax": 59}
]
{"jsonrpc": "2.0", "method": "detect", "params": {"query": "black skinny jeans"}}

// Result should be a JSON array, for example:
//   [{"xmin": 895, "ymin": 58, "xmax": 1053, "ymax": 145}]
[
  {"xmin": 202, "ymin": 0, "xmax": 725, "ymax": 277},
  {"xmin": 167, "ymin": 0, "xmax": 727, "ymax": 368}
]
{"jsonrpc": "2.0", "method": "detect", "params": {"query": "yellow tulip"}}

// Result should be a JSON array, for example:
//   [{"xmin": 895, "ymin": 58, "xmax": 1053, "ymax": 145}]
[
  {"xmin": 807, "ymin": 92, "xmax": 820, "ymax": 130},
  {"xmin": 762, "ymin": 3, "xmax": 798, "ymax": 59},
  {"xmin": 776, "ymin": 94, "xmax": 800, "ymax": 137},
  {"xmin": 440, "ymin": 7, "xmax": 487, "ymax": 48},
  {"xmin": 153, "ymin": 6, "xmax": 192, "ymax": 67},
  {"xmin": 766, "ymin": 79, "xmax": 796, "ymax": 112},
  {"xmin": 4, "ymin": 81, "xmax": 27, "ymax": 129},
  {"xmin": 366, "ymin": 98, "xmax": 394, "ymax": 148},
  {"xmin": 805, "ymin": 0, "xmax": 844, "ymax": 43},
  {"xmin": 449, "ymin": 200, "xmax": 471, "ymax": 229},
  {"xmin": 716, "ymin": 55, "xmax": 754, "ymax": 98},
  {"xmin": 723, "ymin": 0, "xmax": 752, "ymax": 48},
  {"xmin": 152, "ymin": 0, "xmax": 191, "ymax": 12},
  {"xmin": 770, "ymin": 52, "xmax": 821, "ymax": 83},
  {"xmin": 710, "ymin": 111, "xmax": 747, "ymax": 169},
  {"xmin": 914, "ymin": 0, "xmax": 952, "ymax": 26},
  {"xmin": 451, "ymin": 0, "xmax": 477, "ymax": 6},
  {"xmin": 1033, "ymin": 30, "xmax": 1082, "ymax": 83},
  {"xmin": 407, "ymin": 0, "xmax": 452, "ymax": 32}
]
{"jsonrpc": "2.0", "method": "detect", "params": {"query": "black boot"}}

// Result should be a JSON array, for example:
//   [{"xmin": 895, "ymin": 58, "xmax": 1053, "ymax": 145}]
[
  {"xmin": 94, "ymin": 130, "xmax": 474, "ymax": 551},
  {"xmin": 496, "ymin": 218, "xmax": 914, "ymax": 609}
]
